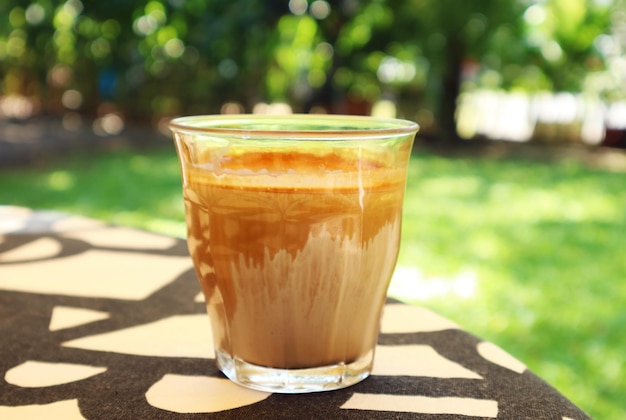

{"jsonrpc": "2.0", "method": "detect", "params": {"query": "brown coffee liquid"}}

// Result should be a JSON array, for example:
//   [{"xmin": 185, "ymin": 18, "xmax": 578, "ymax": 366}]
[{"xmin": 184, "ymin": 151, "xmax": 406, "ymax": 369}]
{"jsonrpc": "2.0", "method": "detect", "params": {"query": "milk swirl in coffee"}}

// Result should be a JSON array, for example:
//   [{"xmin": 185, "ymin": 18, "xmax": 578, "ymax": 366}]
[{"xmin": 183, "ymin": 150, "xmax": 407, "ymax": 369}]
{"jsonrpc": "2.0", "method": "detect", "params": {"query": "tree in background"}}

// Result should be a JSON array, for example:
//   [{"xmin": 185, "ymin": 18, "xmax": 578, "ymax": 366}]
[
  {"xmin": 0, "ymin": 0, "xmax": 621, "ymax": 143},
  {"xmin": 388, "ymin": 0, "xmax": 527, "ymax": 142}
]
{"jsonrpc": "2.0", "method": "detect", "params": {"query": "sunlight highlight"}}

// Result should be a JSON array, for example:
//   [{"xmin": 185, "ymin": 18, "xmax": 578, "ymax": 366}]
[{"xmin": 388, "ymin": 266, "xmax": 477, "ymax": 301}]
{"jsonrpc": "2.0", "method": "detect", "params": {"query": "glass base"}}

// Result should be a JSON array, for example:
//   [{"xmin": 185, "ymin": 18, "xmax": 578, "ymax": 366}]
[{"xmin": 215, "ymin": 349, "xmax": 373, "ymax": 393}]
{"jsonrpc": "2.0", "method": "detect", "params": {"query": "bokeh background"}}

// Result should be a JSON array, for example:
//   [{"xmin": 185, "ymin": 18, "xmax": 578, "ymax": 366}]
[
  {"xmin": 2, "ymin": 0, "xmax": 626, "ymax": 145},
  {"xmin": 1, "ymin": 0, "xmax": 626, "ymax": 418}
]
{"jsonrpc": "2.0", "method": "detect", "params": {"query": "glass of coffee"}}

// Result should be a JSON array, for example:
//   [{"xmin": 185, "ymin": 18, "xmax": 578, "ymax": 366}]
[{"xmin": 169, "ymin": 114, "xmax": 418, "ymax": 393}]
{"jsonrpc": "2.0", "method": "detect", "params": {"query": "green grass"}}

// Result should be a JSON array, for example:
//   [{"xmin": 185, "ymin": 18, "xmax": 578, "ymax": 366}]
[
  {"xmin": 1, "ymin": 144, "xmax": 624, "ymax": 418},
  {"xmin": 0, "ymin": 145, "xmax": 188, "ymax": 237},
  {"xmin": 395, "ymin": 153, "xmax": 626, "ymax": 419}
]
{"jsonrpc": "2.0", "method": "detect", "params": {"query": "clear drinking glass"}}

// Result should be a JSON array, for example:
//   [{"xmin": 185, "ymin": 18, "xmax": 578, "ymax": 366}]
[{"xmin": 169, "ymin": 114, "xmax": 418, "ymax": 393}]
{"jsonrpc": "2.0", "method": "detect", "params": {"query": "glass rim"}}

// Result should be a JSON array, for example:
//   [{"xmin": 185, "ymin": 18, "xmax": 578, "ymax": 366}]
[{"xmin": 169, "ymin": 114, "xmax": 419, "ymax": 140}]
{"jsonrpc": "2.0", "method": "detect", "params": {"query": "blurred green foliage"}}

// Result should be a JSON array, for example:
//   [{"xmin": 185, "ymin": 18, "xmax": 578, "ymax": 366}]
[{"xmin": 1, "ymin": 0, "xmax": 624, "ymax": 139}]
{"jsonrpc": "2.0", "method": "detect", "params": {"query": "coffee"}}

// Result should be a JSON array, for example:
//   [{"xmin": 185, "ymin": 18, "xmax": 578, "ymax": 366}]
[{"xmin": 184, "ymin": 150, "xmax": 406, "ymax": 369}]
